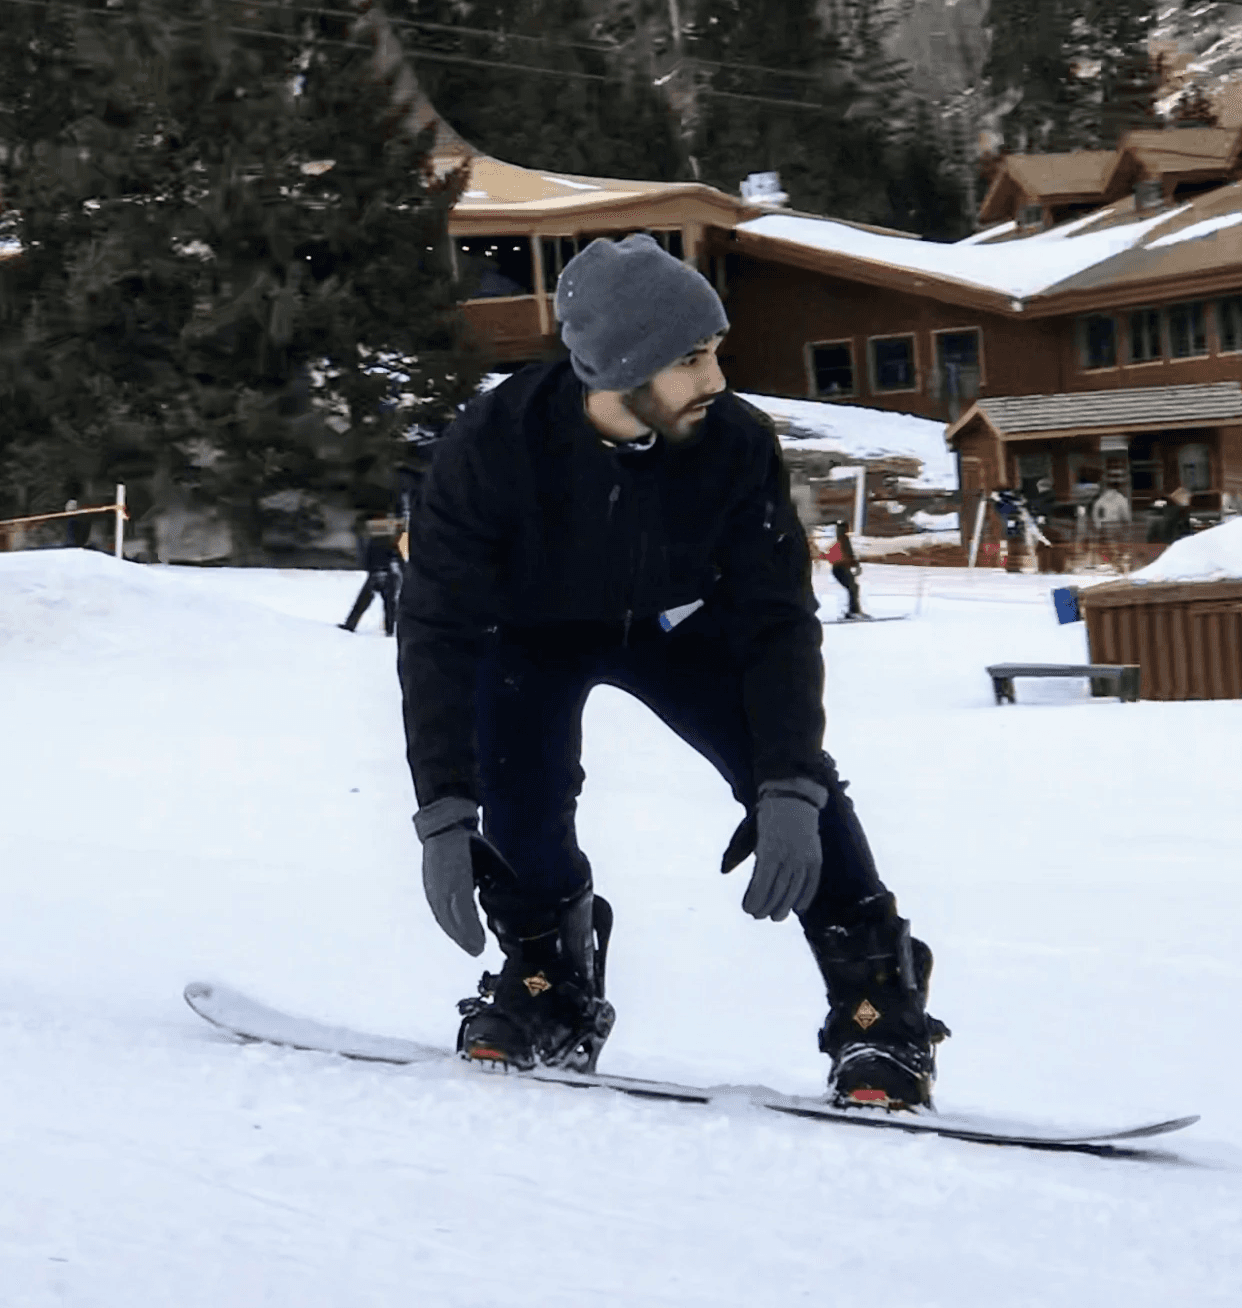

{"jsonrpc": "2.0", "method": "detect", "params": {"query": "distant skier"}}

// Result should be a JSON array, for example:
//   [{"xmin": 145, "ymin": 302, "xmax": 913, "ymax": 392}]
[
  {"xmin": 826, "ymin": 520, "xmax": 866, "ymax": 619},
  {"xmin": 398, "ymin": 234, "xmax": 948, "ymax": 1110},
  {"xmin": 339, "ymin": 518, "xmax": 403, "ymax": 636}
]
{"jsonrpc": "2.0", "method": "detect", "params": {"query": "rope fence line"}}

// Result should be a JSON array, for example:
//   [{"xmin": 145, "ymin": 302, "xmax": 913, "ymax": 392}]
[{"xmin": 0, "ymin": 485, "xmax": 128, "ymax": 558}]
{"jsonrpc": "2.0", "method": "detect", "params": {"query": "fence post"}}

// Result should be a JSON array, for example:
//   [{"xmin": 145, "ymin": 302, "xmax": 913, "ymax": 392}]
[
  {"xmin": 967, "ymin": 495, "xmax": 987, "ymax": 569},
  {"xmin": 114, "ymin": 484, "xmax": 125, "ymax": 559},
  {"xmin": 852, "ymin": 466, "xmax": 866, "ymax": 537}
]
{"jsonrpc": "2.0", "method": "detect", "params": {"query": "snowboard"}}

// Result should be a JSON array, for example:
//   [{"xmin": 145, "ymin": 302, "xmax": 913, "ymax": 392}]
[
  {"xmin": 822, "ymin": 615, "xmax": 909, "ymax": 625},
  {"xmin": 184, "ymin": 982, "xmax": 1197, "ymax": 1158}
]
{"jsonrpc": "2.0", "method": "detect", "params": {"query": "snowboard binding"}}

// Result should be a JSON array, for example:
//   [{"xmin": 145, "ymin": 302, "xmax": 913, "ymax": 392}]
[
  {"xmin": 455, "ymin": 842, "xmax": 615, "ymax": 1072},
  {"xmin": 808, "ymin": 894, "xmax": 950, "ymax": 1111}
]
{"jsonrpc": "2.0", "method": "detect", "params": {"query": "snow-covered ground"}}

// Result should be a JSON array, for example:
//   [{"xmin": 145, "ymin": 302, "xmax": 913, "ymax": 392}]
[
  {"xmin": 746, "ymin": 392, "xmax": 956, "ymax": 490},
  {"xmin": 1131, "ymin": 514, "xmax": 1242, "ymax": 581},
  {"xmin": 3, "ymin": 550, "xmax": 1241, "ymax": 1307}
]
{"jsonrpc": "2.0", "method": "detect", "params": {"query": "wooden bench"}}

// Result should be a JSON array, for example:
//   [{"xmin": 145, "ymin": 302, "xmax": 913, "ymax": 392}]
[{"xmin": 986, "ymin": 663, "xmax": 1141, "ymax": 705}]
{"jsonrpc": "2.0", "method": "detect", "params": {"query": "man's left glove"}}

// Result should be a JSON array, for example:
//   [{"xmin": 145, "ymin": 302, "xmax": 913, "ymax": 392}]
[
  {"xmin": 413, "ymin": 796, "xmax": 488, "ymax": 956},
  {"xmin": 742, "ymin": 777, "xmax": 827, "ymax": 922}
]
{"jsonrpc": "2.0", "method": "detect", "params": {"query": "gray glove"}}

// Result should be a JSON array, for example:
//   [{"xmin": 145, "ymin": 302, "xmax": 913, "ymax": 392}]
[
  {"xmin": 413, "ymin": 796, "xmax": 487, "ymax": 956},
  {"xmin": 743, "ymin": 778, "xmax": 827, "ymax": 922}
]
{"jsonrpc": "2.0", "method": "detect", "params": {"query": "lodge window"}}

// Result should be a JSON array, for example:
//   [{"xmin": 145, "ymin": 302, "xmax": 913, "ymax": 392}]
[
  {"xmin": 1218, "ymin": 296, "xmax": 1242, "ymax": 353},
  {"xmin": 1129, "ymin": 434, "xmax": 1163, "ymax": 498},
  {"xmin": 1178, "ymin": 442, "xmax": 1211, "ymax": 492},
  {"xmin": 869, "ymin": 335, "xmax": 917, "ymax": 392},
  {"xmin": 809, "ymin": 340, "xmax": 855, "ymax": 397},
  {"xmin": 457, "ymin": 236, "xmax": 534, "ymax": 297},
  {"xmin": 1128, "ymin": 308, "xmax": 1163, "ymax": 363},
  {"xmin": 1080, "ymin": 314, "xmax": 1117, "ymax": 369},
  {"xmin": 1018, "ymin": 203, "xmax": 1044, "ymax": 230},
  {"xmin": 1167, "ymin": 301, "xmax": 1208, "ymax": 358},
  {"xmin": 934, "ymin": 328, "xmax": 983, "ymax": 399}
]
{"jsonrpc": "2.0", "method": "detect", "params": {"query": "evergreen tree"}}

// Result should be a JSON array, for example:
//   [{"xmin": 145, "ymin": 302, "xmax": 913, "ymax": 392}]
[
  {"xmin": 1086, "ymin": 0, "xmax": 1159, "ymax": 145},
  {"xmin": 388, "ymin": 0, "xmax": 687, "ymax": 180},
  {"xmin": 0, "ymin": 1, "xmax": 477, "ymax": 554},
  {"xmin": 984, "ymin": 0, "xmax": 1083, "ymax": 151},
  {"xmin": 986, "ymin": 0, "xmax": 1159, "ymax": 152},
  {"xmin": 1171, "ymin": 82, "xmax": 1220, "ymax": 127},
  {"xmin": 887, "ymin": 102, "xmax": 970, "ymax": 242},
  {"xmin": 687, "ymin": 0, "xmax": 914, "ymax": 227}
]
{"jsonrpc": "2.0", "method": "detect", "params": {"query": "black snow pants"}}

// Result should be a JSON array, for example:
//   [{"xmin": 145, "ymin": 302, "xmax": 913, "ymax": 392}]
[
  {"xmin": 475, "ymin": 617, "xmax": 888, "ymax": 937},
  {"xmin": 342, "ymin": 566, "xmax": 400, "ymax": 635},
  {"xmin": 831, "ymin": 563, "xmax": 863, "ymax": 617}
]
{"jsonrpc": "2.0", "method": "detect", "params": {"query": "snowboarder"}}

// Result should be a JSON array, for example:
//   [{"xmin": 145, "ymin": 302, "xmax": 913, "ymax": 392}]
[
  {"xmin": 1147, "ymin": 486, "xmax": 1193, "ymax": 545},
  {"xmin": 339, "ymin": 518, "xmax": 403, "ymax": 636},
  {"xmin": 826, "ymin": 520, "xmax": 866, "ymax": 619},
  {"xmin": 398, "ymin": 234, "xmax": 948, "ymax": 1110}
]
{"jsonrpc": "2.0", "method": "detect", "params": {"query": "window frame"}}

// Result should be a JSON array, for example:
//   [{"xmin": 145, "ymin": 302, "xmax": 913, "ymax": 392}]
[
  {"xmin": 931, "ymin": 326, "xmax": 986, "ymax": 395},
  {"xmin": 1178, "ymin": 442, "xmax": 1212, "ymax": 493},
  {"xmin": 456, "ymin": 234, "xmax": 537, "ymax": 299},
  {"xmin": 1166, "ymin": 300, "xmax": 1208, "ymax": 360},
  {"xmin": 1127, "ymin": 306, "xmax": 1164, "ymax": 366},
  {"xmin": 1079, "ymin": 313, "xmax": 1119, "ymax": 371},
  {"xmin": 1018, "ymin": 202, "xmax": 1045, "ymax": 230},
  {"xmin": 867, "ymin": 332, "xmax": 920, "ymax": 395},
  {"xmin": 1217, "ymin": 295, "xmax": 1242, "ymax": 355},
  {"xmin": 805, "ymin": 338, "xmax": 857, "ymax": 400}
]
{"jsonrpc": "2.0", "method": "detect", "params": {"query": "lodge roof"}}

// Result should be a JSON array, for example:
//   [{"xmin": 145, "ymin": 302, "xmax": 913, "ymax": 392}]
[
  {"xmin": 1006, "ymin": 150, "xmax": 1117, "ymax": 197},
  {"xmin": 977, "ymin": 150, "xmax": 1116, "ymax": 224},
  {"xmin": 727, "ymin": 180, "xmax": 1242, "ymax": 318},
  {"xmin": 1115, "ymin": 126, "xmax": 1241, "ymax": 175},
  {"xmin": 946, "ymin": 381, "xmax": 1242, "ymax": 445},
  {"xmin": 446, "ymin": 154, "xmax": 756, "ymax": 232},
  {"xmin": 978, "ymin": 130, "xmax": 1242, "ymax": 223}
]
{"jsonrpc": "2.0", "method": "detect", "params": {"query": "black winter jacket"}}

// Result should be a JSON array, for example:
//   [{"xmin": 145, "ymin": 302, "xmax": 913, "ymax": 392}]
[{"xmin": 397, "ymin": 361, "xmax": 825, "ymax": 806}]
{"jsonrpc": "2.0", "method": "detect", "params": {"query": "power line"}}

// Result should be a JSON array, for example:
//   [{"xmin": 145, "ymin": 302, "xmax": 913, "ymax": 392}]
[
  {"xmin": 0, "ymin": 0, "xmax": 838, "ymax": 111},
  {"xmin": 0, "ymin": 0, "xmax": 837, "ymax": 96}
]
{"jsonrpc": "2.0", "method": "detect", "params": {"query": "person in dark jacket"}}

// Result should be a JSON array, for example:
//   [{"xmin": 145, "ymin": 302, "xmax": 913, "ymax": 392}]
[
  {"xmin": 339, "ymin": 519, "xmax": 403, "ymax": 636},
  {"xmin": 399, "ymin": 234, "xmax": 947, "ymax": 1109},
  {"xmin": 1147, "ymin": 486, "xmax": 1193, "ymax": 545},
  {"xmin": 827, "ymin": 520, "xmax": 866, "ymax": 619}
]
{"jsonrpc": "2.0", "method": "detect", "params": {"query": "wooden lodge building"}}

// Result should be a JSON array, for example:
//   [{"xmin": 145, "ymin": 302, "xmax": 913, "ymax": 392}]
[
  {"xmin": 441, "ymin": 115, "xmax": 1242, "ymax": 562},
  {"xmin": 436, "ymin": 147, "xmax": 766, "ymax": 364}
]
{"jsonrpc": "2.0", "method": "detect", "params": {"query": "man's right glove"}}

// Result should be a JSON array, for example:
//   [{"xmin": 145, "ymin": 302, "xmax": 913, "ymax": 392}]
[
  {"xmin": 412, "ymin": 796, "xmax": 488, "ymax": 956},
  {"xmin": 742, "ymin": 777, "xmax": 828, "ymax": 922}
]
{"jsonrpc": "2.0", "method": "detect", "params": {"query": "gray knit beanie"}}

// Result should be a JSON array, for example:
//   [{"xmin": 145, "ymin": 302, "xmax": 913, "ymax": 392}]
[{"xmin": 555, "ymin": 234, "xmax": 729, "ymax": 392}]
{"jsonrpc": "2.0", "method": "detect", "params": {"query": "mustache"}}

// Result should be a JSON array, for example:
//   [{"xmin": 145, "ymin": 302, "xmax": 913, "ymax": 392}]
[{"xmin": 683, "ymin": 393, "xmax": 721, "ymax": 414}]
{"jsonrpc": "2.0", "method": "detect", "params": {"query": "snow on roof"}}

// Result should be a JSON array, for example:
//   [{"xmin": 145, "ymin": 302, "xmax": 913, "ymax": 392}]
[
  {"xmin": 1129, "ymin": 516, "xmax": 1242, "ymax": 583},
  {"xmin": 1146, "ymin": 210, "xmax": 1242, "ymax": 248},
  {"xmin": 956, "ymin": 221, "xmax": 1016, "ymax": 246},
  {"xmin": 738, "ymin": 206, "xmax": 1187, "ymax": 302},
  {"xmin": 739, "ymin": 392, "xmax": 954, "ymax": 488}
]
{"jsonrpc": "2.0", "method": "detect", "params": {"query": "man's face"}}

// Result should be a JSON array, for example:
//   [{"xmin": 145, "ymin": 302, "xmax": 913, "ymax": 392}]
[{"xmin": 621, "ymin": 334, "xmax": 727, "ymax": 443}]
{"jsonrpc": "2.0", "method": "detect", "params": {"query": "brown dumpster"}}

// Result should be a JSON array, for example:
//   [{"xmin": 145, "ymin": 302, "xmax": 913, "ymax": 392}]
[{"xmin": 1079, "ymin": 578, "xmax": 1242, "ymax": 700}]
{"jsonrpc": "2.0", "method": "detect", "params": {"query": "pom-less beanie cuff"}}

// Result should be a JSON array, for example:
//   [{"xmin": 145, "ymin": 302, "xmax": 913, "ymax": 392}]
[{"xmin": 555, "ymin": 234, "xmax": 729, "ymax": 392}]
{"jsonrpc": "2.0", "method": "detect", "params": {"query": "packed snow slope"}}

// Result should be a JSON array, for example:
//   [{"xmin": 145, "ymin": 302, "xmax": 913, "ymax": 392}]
[{"xmin": 2, "ymin": 550, "xmax": 1241, "ymax": 1308}]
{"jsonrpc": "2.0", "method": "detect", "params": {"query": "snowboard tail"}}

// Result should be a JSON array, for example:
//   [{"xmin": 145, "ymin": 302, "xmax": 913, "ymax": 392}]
[{"xmin": 183, "ymin": 983, "xmax": 1197, "ymax": 1157}]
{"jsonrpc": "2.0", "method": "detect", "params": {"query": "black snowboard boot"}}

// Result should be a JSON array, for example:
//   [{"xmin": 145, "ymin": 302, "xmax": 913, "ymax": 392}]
[
  {"xmin": 456, "ymin": 888, "xmax": 616, "ymax": 1073},
  {"xmin": 806, "ymin": 893, "xmax": 950, "ymax": 1111}
]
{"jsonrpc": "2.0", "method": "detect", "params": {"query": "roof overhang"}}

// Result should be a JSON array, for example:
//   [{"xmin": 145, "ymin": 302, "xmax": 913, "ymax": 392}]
[
  {"xmin": 1022, "ymin": 260, "xmax": 1242, "ymax": 317},
  {"xmin": 947, "ymin": 383, "xmax": 1242, "ymax": 448},
  {"xmin": 945, "ymin": 403, "xmax": 1001, "ymax": 447},
  {"xmin": 714, "ymin": 226, "xmax": 1017, "ymax": 317},
  {"xmin": 449, "ymin": 182, "xmax": 757, "ymax": 236}
]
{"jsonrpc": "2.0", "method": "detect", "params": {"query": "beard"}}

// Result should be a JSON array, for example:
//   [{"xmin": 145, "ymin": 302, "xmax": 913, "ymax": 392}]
[{"xmin": 621, "ymin": 382, "xmax": 716, "ymax": 445}]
